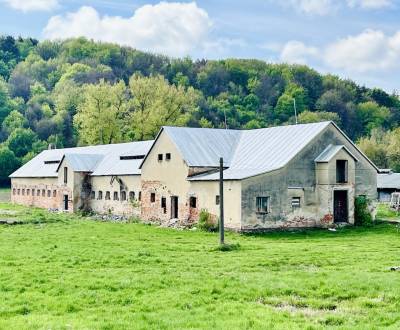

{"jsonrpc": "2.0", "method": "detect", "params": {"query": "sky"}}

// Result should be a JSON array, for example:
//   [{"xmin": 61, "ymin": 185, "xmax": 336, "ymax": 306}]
[{"xmin": 0, "ymin": 0, "xmax": 399, "ymax": 92}]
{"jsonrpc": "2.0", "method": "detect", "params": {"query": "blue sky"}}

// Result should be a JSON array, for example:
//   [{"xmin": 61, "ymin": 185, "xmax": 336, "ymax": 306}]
[{"xmin": 0, "ymin": 0, "xmax": 399, "ymax": 92}]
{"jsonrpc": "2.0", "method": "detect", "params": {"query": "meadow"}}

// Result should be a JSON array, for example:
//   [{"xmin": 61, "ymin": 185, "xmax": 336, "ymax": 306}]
[{"xmin": 0, "ymin": 202, "xmax": 399, "ymax": 329}]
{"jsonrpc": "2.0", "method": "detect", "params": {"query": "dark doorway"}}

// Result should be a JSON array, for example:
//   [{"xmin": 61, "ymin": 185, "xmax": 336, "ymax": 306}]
[
  {"xmin": 171, "ymin": 196, "xmax": 178, "ymax": 219},
  {"xmin": 334, "ymin": 190, "xmax": 348, "ymax": 223},
  {"xmin": 64, "ymin": 194, "xmax": 69, "ymax": 211}
]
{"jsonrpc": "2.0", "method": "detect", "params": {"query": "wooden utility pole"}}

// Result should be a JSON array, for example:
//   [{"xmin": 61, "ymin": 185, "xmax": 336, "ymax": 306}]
[{"xmin": 219, "ymin": 157, "xmax": 225, "ymax": 245}]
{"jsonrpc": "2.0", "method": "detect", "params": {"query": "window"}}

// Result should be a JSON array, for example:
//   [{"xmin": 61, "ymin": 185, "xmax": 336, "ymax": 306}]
[
  {"xmin": 129, "ymin": 191, "xmax": 135, "ymax": 201},
  {"xmin": 91, "ymin": 191, "xmax": 95, "ymax": 200},
  {"xmin": 121, "ymin": 191, "xmax": 127, "ymax": 201},
  {"xmin": 150, "ymin": 193, "xmax": 156, "ymax": 203},
  {"xmin": 161, "ymin": 197, "xmax": 167, "ymax": 214},
  {"xmin": 256, "ymin": 197, "xmax": 270, "ymax": 214},
  {"xmin": 190, "ymin": 196, "xmax": 197, "ymax": 208},
  {"xmin": 216, "ymin": 195, "xmax": 220, "ymax": 205},
  {"xmin": 27, "ymin": 189, "xmax": 30, "ymax": 196},
  {"xmin": 12, "ymin": 188, "xmax": 16, "ymax": 195},
  {"xmin": 42, "ymin": 189, "xmax": 45, "ymax": 197},
  {"xmin": 47, "ymin": 190, "xmax": 51, "ymax": 197},
  {"xmin": 105, "ymin": 191, "xmax": 111, "ymax": 200},
  {"xmin": 32, "ymin": 189, "xmax": 35, "ymax": 196},
  {"xmin": 64, "ymin": 167, "xmax": 68, "ymax": 184},
  {"xmin": 22, "ymin": 189, "xmax": 25, "ymax": 196},
  {"xmin": 17, "ymin": 189, "xmax": 20, "ymax": 195},
  {"xmin": 291, "ymin": 197, "xmax": 301, "ymax": 209},
  {"xmin": 166, "ymin": 153, "xmax": 171, "ymax": 161},
  {"xmin": 120, "ymin": 155, "xmax": 145, "ymax": 160},
  {"xmin": 113, "ymin": 192, "xmax": 119, "ymax": 201},
  {"xmin": 37, "ymin": 189, "xmax": 40, "ymax": 196},
  {"xmin": 44, "ymin": 160, "xmax": 60, "ymax": 165},
  {"xmin": 138, "ymin": 191, "xmax": 142, "ymax": 201},
  {"xmin": 336, "ymin": 160, "xmax": 348, "ymax": 183},
  {"xmin": 158, "ymin": 154, "xmax": 163, "ymax": 161},
  {"xmin": 98, "ymin": 191, "xmax": 103, "ymax": 200},
  {"xmin": 53, "ymin": 190, "xmax": 57, "ymax": 197}
]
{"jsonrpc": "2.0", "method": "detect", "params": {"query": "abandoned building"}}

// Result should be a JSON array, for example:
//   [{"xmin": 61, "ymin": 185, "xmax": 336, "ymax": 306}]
[
  {"xmin": 10, "ymin": 121, "xmax": 378, "ymax": 230},
  {"xmin": 377, "ymin": 171, "xmax": 400, "ymax": 202}
]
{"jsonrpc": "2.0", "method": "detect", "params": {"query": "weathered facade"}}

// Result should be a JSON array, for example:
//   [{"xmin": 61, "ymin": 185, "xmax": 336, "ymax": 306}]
[{"xmin": 10, "ymin": 121, "xmax": 378, "ymax": 231}]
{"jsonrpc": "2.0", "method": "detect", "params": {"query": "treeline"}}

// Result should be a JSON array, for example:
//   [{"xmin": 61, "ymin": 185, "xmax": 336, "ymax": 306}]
[{"xmin": 0, "ymin": 35, "xmax": 399, "ymax": 184}]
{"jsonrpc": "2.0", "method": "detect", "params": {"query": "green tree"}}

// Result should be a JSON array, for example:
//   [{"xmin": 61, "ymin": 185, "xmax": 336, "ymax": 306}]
[
  {"xmin": 128, "ymin": 74, "xmax": 199, "ymax": 140},
  {"xmin": 74, "ymin": 80, "xmax": 128, "ymax": 145},
  {"xmin": 275, "ymin": 84, "xmax": 306, "ymax": 122},
  {"xmin": 0, "ymin": 78, "xmax": 12, "ymax": 126},
  {"xmin": 298, "ymin": 111, "xmax": 340, "ymax": 125},
  {"xmin": 357, "ymin": 128, "xmax": 389, "ymax": 169},
  {"xmin": 2, "ymin": 110, "xmax": 26, "ymax": 135},
  {"xmin": 356, "ymin": 101, "xmax": 390, "ymax": 136},
  {"xmin": 0, "ymin": 147, "xmax": 20, "ymax": 185},
  {"xmin": 6, "ymin": 128, "xmax": 38, "ymax": 158}
]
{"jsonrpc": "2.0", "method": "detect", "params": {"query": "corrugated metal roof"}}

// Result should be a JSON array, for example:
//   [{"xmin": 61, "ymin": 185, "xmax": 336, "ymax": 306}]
[
  {"xmin": 10, "ymin": 140, "xmax": 153, "ymax": 178},
  {"xmin": 58, "ymin": 154, "xmax": 104, "ymax": 172},
  {"xmin": 315, "ymin": 144, "xmax": 358, "ymax": 163},
  {"xmin": 378, "ymin": 173, "xmax": 400, "ymax": 189},
  {"xmin": 187, "ymin": 121, "xmax": 331, "ymax": 181},
  {"xmin": 163, "ymin": 126, "xmax": 242, "ymax": 167}
]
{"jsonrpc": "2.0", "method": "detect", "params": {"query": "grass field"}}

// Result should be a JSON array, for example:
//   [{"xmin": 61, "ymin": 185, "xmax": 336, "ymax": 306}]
[
  {"xmin": 377, "ymin": 203, "xmax": 400, "ymax": 222},
  {"xmin": 0, "ymin": 203, "xmax": 399, "ymax": 329}
]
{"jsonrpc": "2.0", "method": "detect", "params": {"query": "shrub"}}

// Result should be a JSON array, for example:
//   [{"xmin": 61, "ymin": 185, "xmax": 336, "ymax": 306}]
[
  {"xmin": 354, "ymin": 196, "xmax": 373, "ymax": 226},
  {"xmin": 198, "ymin": 209, "xmax": 218, "ymax": 232}
]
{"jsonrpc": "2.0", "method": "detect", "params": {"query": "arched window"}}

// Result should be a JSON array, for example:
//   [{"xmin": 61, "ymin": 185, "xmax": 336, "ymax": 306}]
[
  {"xmin": 98, "ymin": 191, "xmax": 103, "ymax": 200},
  {"xmin": 42, "ymin": 189, "xmax": 45, "ymax": 197},
  {"xmin": 32, "ymin": 189, "xmax": 35, "ymax": 196},
  {"xmin": 121, "ymin": 191, "xmax": 126, "ymax": 201},
  {"xmin": 129, "ymin": 191, "xmax": 135, "ymax": 201},
  {"xmin": 53, "ymin": 190, "xmax": 57, "ymax": 197},
  {"xmin": 12, "ymin": 188, "xmax": 16, "ymax": 195},
  {"xmin": 22, "ymin": 189, "xmax": 25, "ymax": 196},
  {"xmin": 27, "ymin": 189, "xmax": 30, "ymax": 196},
  {"xmin": 17, "ymin": 189, "xmax": 20, "ymax": 195},
  {"xmin": 105, "ymin": 191, "xmax": 110, "ymax": 200},
  {"xmin": 37, "ymin": 189, "xmax": 40, "ymax": 197},
  {"xmin": 113, "ymin": 191, "xmax": 119, "ymax": 201},
  {"xmin": 47, "ymin": 190, "xmax": 51, "ymax": 197}
]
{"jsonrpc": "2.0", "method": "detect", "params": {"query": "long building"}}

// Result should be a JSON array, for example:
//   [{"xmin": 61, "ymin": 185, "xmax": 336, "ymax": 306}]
[{"xmin": 10, "ymin": 121, "xmax": 378, "ymax": 230}]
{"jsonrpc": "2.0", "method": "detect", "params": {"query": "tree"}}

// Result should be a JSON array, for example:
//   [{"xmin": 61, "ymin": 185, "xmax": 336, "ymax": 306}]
[
  {"xmin": 74, "ymin": 80, "xmax": 128, "ymax": 145},
  {"xmin": 128, "ymin": 74, "xmax": 199, "ymax": 140},
  {"xmin": 387, "ymin": 128, "xmax": 400, "ymax": 172},
  {"xmin": 298, "ymin": 111, "xmax": 340, "ymax": 125},
  {"xmin": 0, "ymin": 78, "xmax": 12, "ymax": 126},
  {"xmin": 0, "ymin": 147, "xmax": 20, "ymax": 185},
  {"xmin": 357, "ymin": 128, "xmax": 389, "ymax": 169},
  {"xmin": 2, "ymin": 110, "xmax": 26, "ymax": 135},
  {"xmin": 356, "ymin": 101, "xmax": 390, "ymax": 136},
  {"xmin": 275, "ymin": 84, "xmax": 306, "ymax": 122},
  {"xmin": 6, "ymin": 128, "xmax": 38, "ymax": 158}
]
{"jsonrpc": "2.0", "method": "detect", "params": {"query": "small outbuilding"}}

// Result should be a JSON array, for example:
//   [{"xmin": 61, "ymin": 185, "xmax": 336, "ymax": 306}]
[{"xmin": 377, "ymin": 172, "xmax": 400, "ymax": 202}]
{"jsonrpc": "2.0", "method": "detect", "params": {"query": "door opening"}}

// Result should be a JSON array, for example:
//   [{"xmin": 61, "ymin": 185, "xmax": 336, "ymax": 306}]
[
  {"xmin": 64, "ymin": 194, "xmax": 69, "ymax": 211},
  {"xmin": 171, "ymin": 196, "xmax": 178, "ymax": 219},
  {"xmin": 334, "ymin": 190, "xmax": 348, "ymax": 223}
]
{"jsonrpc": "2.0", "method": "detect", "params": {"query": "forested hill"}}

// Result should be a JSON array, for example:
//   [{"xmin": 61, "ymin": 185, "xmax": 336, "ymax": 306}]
[{"xmin": 0, "ymin": 35, "xmax": 399, "ymax": 183}]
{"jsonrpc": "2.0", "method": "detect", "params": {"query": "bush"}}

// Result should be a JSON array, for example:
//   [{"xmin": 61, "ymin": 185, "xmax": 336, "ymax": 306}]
[
  {"xmin": 354, "ymin": 196, "xmax": 373, "ymax": 226},
  {"xmin": 198, "ymin": 209, "xmax": 218, "ymax": 232}
]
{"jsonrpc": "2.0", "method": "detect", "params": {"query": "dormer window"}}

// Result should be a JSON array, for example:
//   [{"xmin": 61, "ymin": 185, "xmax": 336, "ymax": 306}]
[{"xmin": 336, "ymin": 160, "xmax": 348, "ymax": 183}]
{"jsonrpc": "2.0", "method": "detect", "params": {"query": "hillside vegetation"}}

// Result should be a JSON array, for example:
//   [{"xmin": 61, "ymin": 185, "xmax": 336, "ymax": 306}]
[
  {"xmin": 0, "ymin": 203, "xmax": 399, "ymax": 328},
  {"xmin": 0, "ymin": 36, "xmax": 399, "ymax": 183}
]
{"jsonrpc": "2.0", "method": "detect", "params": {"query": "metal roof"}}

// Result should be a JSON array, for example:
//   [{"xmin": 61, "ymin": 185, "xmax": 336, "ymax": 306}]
[
  {"xmin": 315, "ymin": 144, "xmax": 358, "ymax": 163},
  {"xmin": 10, "ymin": 140, "xmax": 153, "ymax": 178},
  {"xmin": 187, "ymin": 121, "xmax": 331, "ymax": 181},
  {"xmin": 377, "ymin": 173, "xmax": 400, "ymax": 189},
  {"xmin": 57, "ymin": 154, "xmax": 104, "ymax": 172}
]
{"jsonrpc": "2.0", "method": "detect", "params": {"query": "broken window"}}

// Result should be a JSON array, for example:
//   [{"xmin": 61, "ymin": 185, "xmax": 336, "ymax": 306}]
[
  {"xmin": 166, "ymin": 153, "xmax": 171, "ymax": 161},
  {"xmin": 91, "ymin": 191, "xmax": 95, "ymax": 200},
  {"xmin": 190, "ymin": 196, "xmax": 197, "ymax": 208},
  {"xmin": 256, "ymin": 197, "xmax": 270, "ymax": 214},
  {"xmin": 336, "ymin": 160, "xmax": 348, "ymax": 183},
  {"xmin": 113, "ymin": 192, "xmax": 119, "ymax": 201},
  {"xmin": 53, "ymin": 190, "xmax": 57, "ymax": 197},
  {"xmin": 150, "ymin": 193, "xmax": 156, "ymax": 203},
  {"xmin": 216, "ymin": 195, "xmax": 220, "ymax": 205},
  {"xmin": 105, "ymin": 191, "xmax": 111, "ymax": 200},
  {"xmin": 64, "ymin": 167, "xmax": 68, "ymax": 184},
  {"xmin": 291, "ymin": 197, "xmax": 301, "ymax": 209},
  {"xmin": 121, "ymin": 191, "xmax": 127, "ymax": 201},
  {"xmin": 12, "ymin": 188, "xmax": 16, "ymax": 195},
  {"xmin": 129, "ymin": 191, "xmax": 135, "ymax": 201},
  {"xmin": 98, "ymin": 191, "xmax": 103, "ymax": 200},
  {"xmin": 161, "ymin": 197, "xmax": 167, "ymax": 213}
]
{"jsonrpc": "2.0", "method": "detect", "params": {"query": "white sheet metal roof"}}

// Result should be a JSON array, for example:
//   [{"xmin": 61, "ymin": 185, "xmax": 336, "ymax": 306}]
[
  {"xmin": 58, "ymin": 153, "xmax": 104, "ymax": 172},
  {"xmin": 10, "ymin": 140, "xmax": 153, "ymax": 178},
  {"xmin": 377, "ymin": 173, "xmax": 400, "ymax": 189},
  {"xmin": 183, "ymin": 122, "xmax": 330, "ymax": 180},
  {"xmin": 315, "ymin": 144, "xmax": 358, "ymax": 163}
]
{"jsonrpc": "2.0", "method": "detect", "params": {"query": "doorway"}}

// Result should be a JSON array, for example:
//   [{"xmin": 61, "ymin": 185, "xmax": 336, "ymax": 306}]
[
  {"xmin": 64, "ymin": 194, "xmax": 69, "ymax": 211},
  {"xmin": 334, "ymin": 190, "xmax": 348, "ymax": 223},
  {"xmin": 171, "ymin": 196, "xmax": 178, "ymax": 219}
]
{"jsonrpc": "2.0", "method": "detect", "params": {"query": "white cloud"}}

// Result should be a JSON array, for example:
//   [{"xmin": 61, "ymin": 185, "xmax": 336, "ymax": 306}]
[
  {"xmin": 3, "ymin": 0, "xmax": 58, "ymax": 12},
  {"xmin": 280, "ymin": 41, "xmax": 319, "ymax": 64},
  {"xmin": 325, "ymin": 29, "xmax": 400, "ymax": 72},
  {"xmin": 285, "ymin": 0, "xmax": 337, "ymax": 15},
  {"xmin": 346, "ymin": 0, "xmax": 392, "ymax": 9},
  {"xmin": 43, "ymin": 2, "xmax": 213, "ymax": 57}
]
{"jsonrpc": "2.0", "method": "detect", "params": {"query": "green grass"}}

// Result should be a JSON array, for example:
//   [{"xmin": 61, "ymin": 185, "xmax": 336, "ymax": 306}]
[
  {"xmin": 0, "ymin": 203, "xmax": 399, "ymax": 329},
  {"xmin": 376, "ymin": 203, "xmax": 400, "ymax": 222}
]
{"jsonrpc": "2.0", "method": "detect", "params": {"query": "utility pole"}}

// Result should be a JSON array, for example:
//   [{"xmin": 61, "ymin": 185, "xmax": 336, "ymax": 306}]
[
  {"xmin": 219, "ymin": 157, "xmax": 225, "ymax": 245},
  {"xmin": 293, "ymin": 98, "xmax": 298, "ymax": 124}
]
